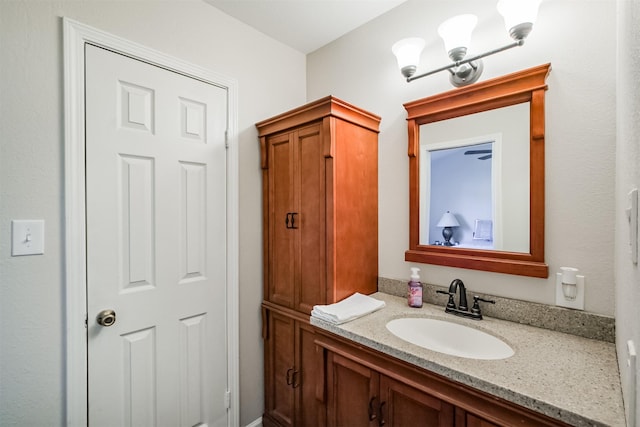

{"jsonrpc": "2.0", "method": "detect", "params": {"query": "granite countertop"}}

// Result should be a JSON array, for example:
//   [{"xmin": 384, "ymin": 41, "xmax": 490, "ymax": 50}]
[{"xmin": 310, "ymin": 292, "xmax": 626, "ymax": 427}]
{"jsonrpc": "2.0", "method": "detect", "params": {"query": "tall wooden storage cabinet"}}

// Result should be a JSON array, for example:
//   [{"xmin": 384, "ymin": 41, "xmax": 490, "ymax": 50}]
[{"xmin": 257, "ymin": 96, "xmax": 380, "ymax": 427}]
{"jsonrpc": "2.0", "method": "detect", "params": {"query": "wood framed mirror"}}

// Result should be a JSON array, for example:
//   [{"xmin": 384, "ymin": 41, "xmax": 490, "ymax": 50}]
[{"xmin": 405, "ymin": 64, "xmax": 551, "ymax": 278}]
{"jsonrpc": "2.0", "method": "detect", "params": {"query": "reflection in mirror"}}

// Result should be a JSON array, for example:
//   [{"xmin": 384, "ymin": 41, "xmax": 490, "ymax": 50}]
[
  {"xmin": 425, "ymin": 141, "xmax": 496, "ymax": 248},
  {"xmin": 404, "ymin": 63, "xmax": 551, "ymax": 278},
  {"xmin": 420, "ymin": 103, "xmax": 530, "ymax": 253}
]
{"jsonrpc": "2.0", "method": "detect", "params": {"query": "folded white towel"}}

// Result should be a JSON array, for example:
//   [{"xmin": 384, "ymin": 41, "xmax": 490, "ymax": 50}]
[{"xmin": 311, "ymin": 293, "xmax": 385, "ymax": 325}]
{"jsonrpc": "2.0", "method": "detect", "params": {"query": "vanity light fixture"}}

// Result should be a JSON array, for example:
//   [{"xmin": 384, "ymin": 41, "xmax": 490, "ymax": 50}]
[
  {"xmin": 437, "ymin": 211, "xmax": 460, "ymax": 246},
  {"xmin": 391, "ymin": 0, "xmax": 541, "ymax": 87}
]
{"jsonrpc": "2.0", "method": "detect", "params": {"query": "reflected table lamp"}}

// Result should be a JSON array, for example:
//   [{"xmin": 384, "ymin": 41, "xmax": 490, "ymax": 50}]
[{"xmin": 437, "ymin": 211, "xmax": 460, "ymax": 246}]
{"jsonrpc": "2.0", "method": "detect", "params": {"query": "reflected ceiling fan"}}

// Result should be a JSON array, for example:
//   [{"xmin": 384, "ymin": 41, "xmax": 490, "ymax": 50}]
[{"xmin": 464, "ymin": 149, "xmax": 492, "ymax": 160}]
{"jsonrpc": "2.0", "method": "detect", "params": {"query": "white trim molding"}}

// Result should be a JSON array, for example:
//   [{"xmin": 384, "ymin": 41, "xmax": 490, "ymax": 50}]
[
  {"xmin": 63, "ymin": 17, "xmax": 240, "ymax": 426},
  {"xmin": 244, "ymin": 417, "xmax": 263, "ymax": 427}
]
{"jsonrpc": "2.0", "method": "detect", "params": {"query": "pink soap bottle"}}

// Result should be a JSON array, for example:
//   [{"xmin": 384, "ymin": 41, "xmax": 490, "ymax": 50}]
[{"xmin": 408, "ymin": 267, "xmax": 423, "ymax": 308}]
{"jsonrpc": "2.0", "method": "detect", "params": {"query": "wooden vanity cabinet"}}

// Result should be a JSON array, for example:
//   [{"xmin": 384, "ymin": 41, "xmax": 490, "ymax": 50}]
[
  {"xmin": 262, "ymin": 306, "xmax": 320, "ymax": 427},
  {"xmin": 326, "ymin": 351, "xmax": 454, "ymax": 426},
  {"xmin": 257, "ymin": 96, "xmax": 380, "ymax": 315},
  {"xmin": 257, "ymin": 97, "xmax": 381, "ymax": 427},
  {"xmin": 315, "ymin": 330, "xmax": 571, "ymax": 427}
]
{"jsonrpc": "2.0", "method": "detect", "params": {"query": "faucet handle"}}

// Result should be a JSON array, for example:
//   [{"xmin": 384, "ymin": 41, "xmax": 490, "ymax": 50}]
[
  {"xmin": 436, "ymin": 290, "xmax": 456, "ymax": 310},
  {"xmin": 471, "ymin": 296, "xmax": 495, "ymax": 317},
  {"xmin": 474, "ymin": 296, "xmax": 495, "ymax": 304}
]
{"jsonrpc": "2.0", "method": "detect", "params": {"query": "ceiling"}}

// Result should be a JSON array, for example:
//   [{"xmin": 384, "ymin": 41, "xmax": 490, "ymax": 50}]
[{"xmin": 204, "ymin": 0, "xmax": 408, "ymax": 54}]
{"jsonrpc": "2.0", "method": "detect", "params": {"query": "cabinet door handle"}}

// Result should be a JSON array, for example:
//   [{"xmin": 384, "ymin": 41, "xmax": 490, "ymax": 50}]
[
  {"xmin": 368, "ymin": 396, "xmax": 378, "ymax": 421},
  {"xmin": 292, "ymin": 369, "xmax": 300, "ymax": 388},
  {"xmin": 286, "ymin": 367, "xmax": 293, "ymax": 385},
  {"xmin": 379, "ymin": 401, "xmax": 386, "ymax": 426},
  {"xmin": 285, "ymin": 212, "xmax": 299, "ymax": 229}
]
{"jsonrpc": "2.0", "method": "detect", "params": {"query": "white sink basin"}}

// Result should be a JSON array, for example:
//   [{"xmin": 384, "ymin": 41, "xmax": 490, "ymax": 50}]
[{"xmin": 386, "ymin": 318, "xmax": 514, "ymax": 360}]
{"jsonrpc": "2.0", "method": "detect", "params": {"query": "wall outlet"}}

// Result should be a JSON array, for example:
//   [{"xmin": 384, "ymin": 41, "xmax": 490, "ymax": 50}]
[{"xmin": 555, "ymin": 272, "xmax": 584, "ymax": 310}]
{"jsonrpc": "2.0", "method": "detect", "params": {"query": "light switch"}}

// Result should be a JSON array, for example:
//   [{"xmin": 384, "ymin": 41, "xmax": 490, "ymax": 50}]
[{"xmin": 11, "ymin": 220, "xmax": 45, "ymax": 256}]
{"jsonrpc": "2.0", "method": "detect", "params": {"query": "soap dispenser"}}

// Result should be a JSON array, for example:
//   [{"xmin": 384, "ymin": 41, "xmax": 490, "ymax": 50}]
[{"xmin": 408, "ymin": 267, "xmax": 423, "ymax": 308}]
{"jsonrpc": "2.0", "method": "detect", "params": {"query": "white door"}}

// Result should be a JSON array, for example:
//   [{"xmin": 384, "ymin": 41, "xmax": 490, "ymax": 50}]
[{"xmin": 85, "ymin": 44, "xmax": 228, "ymax": 427}]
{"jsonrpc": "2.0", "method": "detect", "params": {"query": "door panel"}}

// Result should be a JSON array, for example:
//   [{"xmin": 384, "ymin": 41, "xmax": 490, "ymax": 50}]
[
  {"xmin": 85, "ymin": 44, "xmax": 228, "ymax": 427},
  {"xmin": 296, "ymin": 124, "xmax": 326, "ymax": 313},
  {"xmin": 266, "ymin": 124, "xmax": 326, "ymax": 314},
  {"xmin": 265, "ymin": 310, "xmax": 295, "ymax": 427},
  {"xmin": 380, "ymin": 375, "xmax": 455, "ymax": 426},
  {"xmin": 268, "ymin": 132, "xmax": 295, "ymax": 308},
  {"xmin": 295, "ymin": 320, "xmax": 319, "ymax": 425},
  {"xmin": 327, "ymin": 352, "xmax": 379, "ymax": 427}
]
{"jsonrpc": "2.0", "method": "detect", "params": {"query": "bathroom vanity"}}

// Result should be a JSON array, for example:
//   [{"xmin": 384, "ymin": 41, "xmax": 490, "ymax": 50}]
[
  {"xmin": 257, "ymin": 72, "xmax": 625, "ymax": 427},
  {"xmin": 311, "ymin": 293, "xmax": 625, "ymax": 427}
]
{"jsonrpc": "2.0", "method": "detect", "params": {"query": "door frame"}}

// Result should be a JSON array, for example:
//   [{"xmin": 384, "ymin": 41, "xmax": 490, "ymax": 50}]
[{"xmin": 63, "ymin": 18, "xmax": 239, "ymax": 426}]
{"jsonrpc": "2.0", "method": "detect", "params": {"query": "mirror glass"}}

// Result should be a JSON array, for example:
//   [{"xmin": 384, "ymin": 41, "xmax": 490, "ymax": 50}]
[
  {"xmin": 404, "ymin": 64, "xmax": 550, "ymax": 278},
  {"xmin": 420, "ymin": 103, "xmax": 530, "ymax": 252}
]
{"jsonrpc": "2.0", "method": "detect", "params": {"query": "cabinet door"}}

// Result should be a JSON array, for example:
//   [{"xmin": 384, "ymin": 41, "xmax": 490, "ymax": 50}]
[
  {"xmin": 295, "ymin": 124, "xmax": 325, "ymax": 313},
  {"xmin": 326, "ymin": 352, "xmax": 379, "ymax": 427},
  {"xmin": 267, "ymin": 124, "xmax": 325, "ymax": 314},
  {"xmin": 380, "ymin": 375, "xmax": 455, "ymax": 427},
  {"xmin": 295, "ymin": 320, "xmax": 321, "ymax": 426},
  {"xmin": 267, "ymin": 132, "xmax": 296, "ymax": 308},
  {"xmin": 264, "ymin": 310, "xmax": 295, "ymax": 427}
]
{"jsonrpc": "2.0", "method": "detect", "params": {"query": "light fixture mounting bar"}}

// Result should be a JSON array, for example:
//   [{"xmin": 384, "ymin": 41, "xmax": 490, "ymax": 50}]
[{"xmin": 406, "ymin": 39, "xmax": 524, "ymax": 83}]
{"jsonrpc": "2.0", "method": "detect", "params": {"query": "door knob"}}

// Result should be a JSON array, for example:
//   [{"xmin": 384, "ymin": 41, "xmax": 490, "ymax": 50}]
[{"xmin": 96, "ymin": 309, "xmax": 116, "ymax": 327}]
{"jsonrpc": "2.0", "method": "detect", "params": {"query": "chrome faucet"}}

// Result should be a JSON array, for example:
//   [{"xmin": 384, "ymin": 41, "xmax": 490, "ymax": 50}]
[{"xmin": 436, "ymin": 279, "xmax": 495, "ymax": 320}]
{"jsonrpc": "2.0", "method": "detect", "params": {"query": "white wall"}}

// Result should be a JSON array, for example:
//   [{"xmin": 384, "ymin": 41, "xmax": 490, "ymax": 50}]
[
  {"xmin": 0, "ymin": 1, "xmax": 305, "ymax": 425},
  {"xmin": 615, "ymin": 0, "xmax": 640, "ymax": 425},
  {"xmin": 308, "ymin": 0, "xmax": 617, "ymax": 315}
]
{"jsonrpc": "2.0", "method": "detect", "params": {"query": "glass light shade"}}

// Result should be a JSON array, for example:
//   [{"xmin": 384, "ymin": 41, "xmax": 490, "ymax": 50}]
[
  {"xmin": 391, "ymin": 37, "xmax": 426, "ymax": 70},
  {"xmin": 437, "ymin": 14, "xmax": 477, "ymax": 56},
  {"xmin": 497, "ymin": 0, "xmax": 541, "ymax": 39},
  {"xmin": 437, "ymin": 211, "xmax": 460, "ymax": 228}
]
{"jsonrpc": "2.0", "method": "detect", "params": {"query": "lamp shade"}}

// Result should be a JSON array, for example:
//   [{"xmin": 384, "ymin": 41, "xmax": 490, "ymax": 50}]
[
  {"xmin": 497, "ymin": 0, "xmax": 541, "ymax": 39},
  {"xmin": 437, "ymin": 14, "xmax": 477, "ymax": 56},
  {"xmin": 437, "ymin": 211, "xmax": 460, "ymax": 228},
  {"xmin": 392, "ymin": 37, "xmax": 425, "ymax": 77}
]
